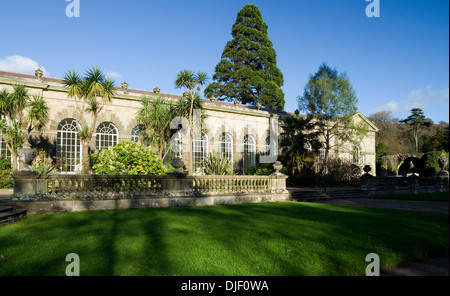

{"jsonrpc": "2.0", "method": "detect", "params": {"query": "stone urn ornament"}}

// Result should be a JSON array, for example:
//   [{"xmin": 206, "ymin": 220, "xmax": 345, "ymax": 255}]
[
  {"xmin": 17, "ymin": 141, "xmax": 36, "ymax": 172},
  {"xmin": 272, "ymin": 161, "xmax": 283, "ymax": 175},
  {"xmin": 170, "ymin": 157, "xmax": 186, "ymax": 178},
  {"xmin": 437, "ymin": 153, "xmax": 449, "ymax": 177},
  {"xmin": 438, "ymin": 153, "xmax": 448, "ymax": 172},
  {"xmin": 363, "ymin": 165, "xmax": 372, "ymax": 175}
]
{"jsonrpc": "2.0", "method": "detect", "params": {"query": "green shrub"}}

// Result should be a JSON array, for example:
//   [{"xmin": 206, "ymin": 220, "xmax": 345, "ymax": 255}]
[
  {"xmin": 421, "ymin": 151, "xmax": 449, "ymax": 176},
  {"xmin": 0, "ymin": 156, "xmax": 11, "ymax": 170},
  {"xmin": 326, "ymin": 157, "xmax": 362, "ymax": 185},
  {"xmin": 246, "ymin": 162, "xmax": 289, "ymax": 176},
  {"xmin": 0, "ymin": 169, "xmax": 13, "ymax": 189},
  {"xmin": 246, "ymin": 163, "xmax": 274, "ymax": 175},
  {"xmin": 0, "ymin": 156, "xmax": 12, "ymax": 189},
  {"xmin": 198, "ymin": 152, "xmax": 234, "ymax": 175},
  {"xmin": 29, "ymin": 162, "xmax": 55, "ymax": 174},
  {"xmin": 90, "ymin": 141, "xmax": 170, "ymax": 175}
]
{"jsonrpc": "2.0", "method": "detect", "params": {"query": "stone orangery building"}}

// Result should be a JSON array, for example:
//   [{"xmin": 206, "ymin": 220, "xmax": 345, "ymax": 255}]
[{"xmin": 0, "ymin": 69, "xmax": 378, "ymax": 176}]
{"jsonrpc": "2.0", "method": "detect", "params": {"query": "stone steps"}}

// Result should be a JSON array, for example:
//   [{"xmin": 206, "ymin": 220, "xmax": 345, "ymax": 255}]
[
  {"xmin": 0, "ymin": 206, "xmax": 27, "ymax": 224},
  {"xmin": 288, "ymin": 188, "xmax": 371, "ymax": 202}
]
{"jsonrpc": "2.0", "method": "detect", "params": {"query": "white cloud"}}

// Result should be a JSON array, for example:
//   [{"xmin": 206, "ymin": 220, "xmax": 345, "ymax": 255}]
[
  {"xmin": 105, "ymin": 71, "xmax": 122, "ymax": 80},
  {"xmin": 370, "ymin": 86, "xmax": 449, "ymax": 121},
  {"xmin": 438, "ymin": 88, "xmax": 449, "ymax": 102},
  {"xmin": 372, "ymin": 100, "xmax": 399, "ymax": 114},
  {"xmin": 403, "ymin": 88, "xmax": 429, "ymax": 110},
  {"xmin": 0, "ymin": 55, "xmax": 49, "ymax": 76}
]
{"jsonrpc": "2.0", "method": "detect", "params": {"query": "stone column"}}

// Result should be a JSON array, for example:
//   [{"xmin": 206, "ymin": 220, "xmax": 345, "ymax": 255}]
[{"xmin": 11, "ymin": 170, "xmax": 40, "ymax": 200}]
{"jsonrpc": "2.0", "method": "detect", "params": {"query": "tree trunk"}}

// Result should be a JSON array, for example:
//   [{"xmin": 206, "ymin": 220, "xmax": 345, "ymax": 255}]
[
  {"xmin": 81, "ymin": 140, "xmax": 90, "ymax": 174},
  {"xmin": 12, "ymin": 151, "xmax": 18, "ymax": 171},
  {"xmin": 188, "ymin": 94, "xmax": 194, "ymax": 175}
]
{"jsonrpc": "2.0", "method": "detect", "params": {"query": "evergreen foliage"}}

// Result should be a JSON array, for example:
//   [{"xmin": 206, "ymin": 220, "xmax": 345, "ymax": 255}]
[
  {"xmin": 400, "ymin": 108, "xmax": 433, "ymax": 153},
  {"xmin": 205, "ymin": 4, "xmax": 285, "ymax": 111}
]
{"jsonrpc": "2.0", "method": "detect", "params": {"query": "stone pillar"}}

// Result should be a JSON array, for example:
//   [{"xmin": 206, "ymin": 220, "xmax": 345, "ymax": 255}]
[
  {"xmin": 270, "ymin": 175, "xmax": 288, "ymax": 193},
  {"xmin": 11, "ymin": 170, "xmax": 40, "ymax": 200},
  {"xmin": 361, "ymin": 165, "xmax": 375, "ymax": 191},
  {"xmin": 161, "ymin": 175, "xmax": 194, "ymax": 197}
]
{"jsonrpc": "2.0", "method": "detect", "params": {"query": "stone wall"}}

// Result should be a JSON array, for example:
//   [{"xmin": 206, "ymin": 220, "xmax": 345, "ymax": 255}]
[{"xmin": 0, "ymin": 70, "xmax": 379, "ymax": 175}]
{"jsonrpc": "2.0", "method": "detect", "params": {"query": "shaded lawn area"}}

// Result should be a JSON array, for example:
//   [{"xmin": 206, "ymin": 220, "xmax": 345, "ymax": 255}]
[
  {"xmin": 374, "ymin": 192, "xmax": 449, "ymax": 202},
  {"xmin": 0, "ymin": 201, "xmax": 448, "ymax": 276}
]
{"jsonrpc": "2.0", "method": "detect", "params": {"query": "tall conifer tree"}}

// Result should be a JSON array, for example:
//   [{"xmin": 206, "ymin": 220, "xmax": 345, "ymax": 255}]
[{"xmin": 205, "ymin": 4, "xmax": 285, "ymax": 111}]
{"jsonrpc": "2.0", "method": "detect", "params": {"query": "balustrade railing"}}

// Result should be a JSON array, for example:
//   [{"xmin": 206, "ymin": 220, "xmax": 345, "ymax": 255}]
[
  {"xmin": 12, "ymin": 173, "xmax": 287, "ymax": 200},
  {"xmin": 191, "ymin": 175, "xmax": 272, "ymax": 194},
  {"xmin": 361, "ymin": 174, "xmax": 449, "ymax": 192}
]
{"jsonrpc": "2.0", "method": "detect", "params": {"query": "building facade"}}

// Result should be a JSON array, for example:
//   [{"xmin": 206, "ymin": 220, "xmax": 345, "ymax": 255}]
[{"xmin": 0, "ymin": 70, "xmax": 378, "ymax": 175}]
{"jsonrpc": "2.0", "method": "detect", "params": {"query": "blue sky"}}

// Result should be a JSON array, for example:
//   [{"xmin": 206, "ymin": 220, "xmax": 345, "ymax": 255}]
[{"xmin": 0, "ymin": 0, "xmax": 448, "ymax": 123}]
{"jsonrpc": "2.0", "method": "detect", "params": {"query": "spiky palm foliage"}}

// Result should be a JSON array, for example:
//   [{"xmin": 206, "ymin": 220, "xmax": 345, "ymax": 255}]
[
  {"xmin": 137, "ymin": 96, "xmax": 175, "ymax": 161},
  {"xmin": 84, "ymin": 66, "xmax": 105, "ymax": 98},
  {"xmin": 28, "ymin": 95, "xmax": 50, "ymax": 132},
  {"xmin": 61, "ymin": 70, "xmax": 82, "ymax": 99},
  {"xmin": 174, "ymin": 70, "xmax": 209, "ymax": 174},
  {"xmin": 199, "ymin": 152, "xmax": 234, "ymax": 175},
  {"xmin": 0, "ymin": 85, "xmax": 49, "ymax": 170},
  {"xmin": 279, "ymin": 115, "xmax": 321, "ymax": 176},
  {"xmin": 85, "ymin": 96, "xmax": 103, "ymax": 128},
  {"xmin": 61, "ymin": 66, "xmax": 116, "ymax": 172},
  {"xmin": 101, "ymin": 78, "xmax": 115, "ymax": 103}
]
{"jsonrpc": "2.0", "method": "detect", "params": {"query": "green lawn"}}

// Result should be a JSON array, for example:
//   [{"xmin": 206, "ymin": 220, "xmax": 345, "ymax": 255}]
[
  {"xmin": 374, "ymin": 192, "xmax": 449, "ymax": 202},
  {"xmin": 0, "ymin": 201, "xmax": 448, "ymax": 276}
]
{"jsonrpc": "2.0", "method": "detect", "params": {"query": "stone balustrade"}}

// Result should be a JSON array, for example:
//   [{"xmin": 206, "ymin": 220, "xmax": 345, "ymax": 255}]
[
  {"xmin": 361, "ymin": 173, "xmax": 449, "ymax": 194},
  {"xmin": 11, "ymin": 172, "xmax": 288, "ymax": 201}
]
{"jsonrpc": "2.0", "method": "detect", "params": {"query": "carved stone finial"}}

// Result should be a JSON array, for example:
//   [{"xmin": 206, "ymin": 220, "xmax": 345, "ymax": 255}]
[
  {"xmin": 35, "ymin": 68, "xmax": 43, "ymax": 79},
  {"xmin": 121, "ymin": 82, "xmax": 128, "ymax": 90},
  {"xmin": 363, "ymin": 164, "xmax": 372, "ymax": 175},
  {"xmin": 272, "ymin": 161, "xmax": 284, "ymax": 175},
  {"xmin": 438, "ymin": 153, "xmax": 448, "ymax": 171}
]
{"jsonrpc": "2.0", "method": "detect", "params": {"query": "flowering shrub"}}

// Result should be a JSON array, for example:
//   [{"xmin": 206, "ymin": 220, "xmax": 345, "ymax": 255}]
[{"xmin": 90, "ymin": 141, "xmax": 171, "ymax": 175}]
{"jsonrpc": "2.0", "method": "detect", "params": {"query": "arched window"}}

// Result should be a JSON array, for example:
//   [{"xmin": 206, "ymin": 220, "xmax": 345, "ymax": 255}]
[
  {"xmin": 96, "ymin": 122, "xmax": 118, "ymax": 151},
  {"xmin": 193, "ymin": 133, "xmax": 208, "ymax": 172},
  {"xmin": 0, "ymin": 131, "xmax": 12, "ymax": 163},
  {"xmin": 131, "ymin": 125, "xmax": 144, "ymax": 143},
  {"xmin": 218, "ymin": 132, "xmax": 233, "ymax": 163},
  {"xmin": 353, "ymin": 147, "xmax": 364, "ymax": 165},
  {"xmin": 56, "ymin": 119, "xmax": 81, "ymax": 172},
  {"xmin": 243, "ymin": 135, "xmax": 256, "ymax": 173}
]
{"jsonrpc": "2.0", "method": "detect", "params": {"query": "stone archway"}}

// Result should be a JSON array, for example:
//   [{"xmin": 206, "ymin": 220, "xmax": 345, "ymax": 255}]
[
  {"xmin": 380, "ymin": 154, "xmax": 423, "ymax": 176},
  {"xmin": 397, "ymin": 156, "xmax": 422, "ymax": 177}
]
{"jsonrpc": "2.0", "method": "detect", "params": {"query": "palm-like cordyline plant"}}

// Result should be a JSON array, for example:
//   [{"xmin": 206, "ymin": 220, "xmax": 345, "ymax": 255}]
[
  {"xmin": 28, "ymin": 95, "xmax": 50, "ymax": 133},
  {"xmin": 61, "ymin": 70, "xmax": 82, "ymax": 99},
  {"xmin": 279, "ymin": 115, "xmax": 321, "ymax": 176},
  {"xmin": 174, "ymin": 70, "xmax": 208, "ymax": 174},
  {"xmin": 0, "ymin": 85, "xmax": 50, "ymax": 170},
  {"xmin": 137, "ymin": 96, "xmax": 174, "ymax": 161},
  {"xmin": 61, "ymin": 66, "xmax": 116, "ymax": 173}
]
